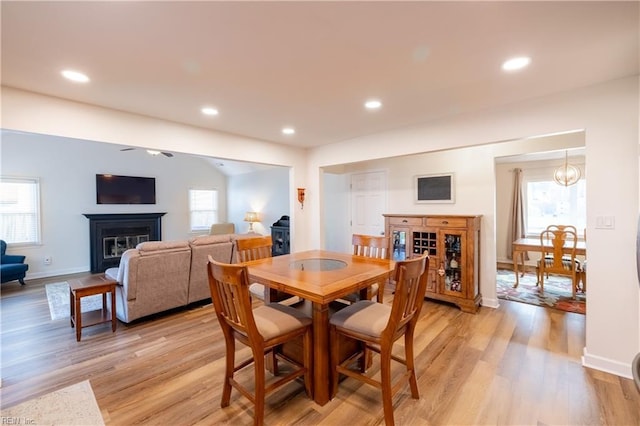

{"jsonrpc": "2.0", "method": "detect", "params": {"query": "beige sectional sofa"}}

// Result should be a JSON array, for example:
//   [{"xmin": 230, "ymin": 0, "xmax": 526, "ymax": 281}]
[{"xmin": 105, "ymin": 234, "xmax": 236, "ymax": 323}]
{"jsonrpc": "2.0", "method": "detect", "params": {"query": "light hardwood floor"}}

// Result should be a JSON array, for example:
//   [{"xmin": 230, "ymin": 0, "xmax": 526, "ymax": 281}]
[{"xmin": 1, "ymin": 273, "xmax": 638, "ymax": 425}]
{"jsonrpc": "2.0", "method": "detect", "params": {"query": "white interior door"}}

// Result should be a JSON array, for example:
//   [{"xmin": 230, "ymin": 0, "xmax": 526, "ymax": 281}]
[{"xmin": 351, "ymin": 171, "xmax": 387, "ymax": 237}]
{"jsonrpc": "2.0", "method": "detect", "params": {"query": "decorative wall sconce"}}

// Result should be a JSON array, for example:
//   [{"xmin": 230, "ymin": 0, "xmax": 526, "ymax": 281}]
[
  {"xmin": 553, "ymin": 150, "xmax": 581, "ymax": 187},
  {"xmin": 243, "ymin": 211, "xmax": 259, "ymax": 232},
  {"xmin": 297, "ymin": 188, "xmax": 306, "ymax": 209}
]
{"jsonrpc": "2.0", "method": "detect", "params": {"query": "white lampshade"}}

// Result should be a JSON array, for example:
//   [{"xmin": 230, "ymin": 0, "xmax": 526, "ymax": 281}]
[
  {"xmin": 244, "ymin": 212, "xmax": 258, "ymax": 223},
  {"xmin": 244, "ymin": 212, "xmax": 259, "ymax": 232}
]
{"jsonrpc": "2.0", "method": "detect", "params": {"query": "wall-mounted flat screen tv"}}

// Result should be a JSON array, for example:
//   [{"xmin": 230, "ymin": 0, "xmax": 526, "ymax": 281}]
[{"xmin": 96, "ymin": 174, "xmax": 156, "ymax": 204}]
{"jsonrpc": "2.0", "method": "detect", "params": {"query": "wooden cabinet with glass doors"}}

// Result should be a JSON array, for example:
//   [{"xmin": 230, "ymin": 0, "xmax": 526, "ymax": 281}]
[{"xmin": 384, "ymin": 214, "xmax": 482, "ymax": 313}]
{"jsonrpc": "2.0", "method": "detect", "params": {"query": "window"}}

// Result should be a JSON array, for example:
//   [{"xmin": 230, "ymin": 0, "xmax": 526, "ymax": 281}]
[
  {"xmin": 0, "ymin": 177, "xmax": 41, "ymax": 245},
  {"xmin": 524, "ymin": 175, "xmax": 586, "ymax": 237},
  {"xmin": 189, "ymin": 189, "xmax": 218, "ymax": 232}
]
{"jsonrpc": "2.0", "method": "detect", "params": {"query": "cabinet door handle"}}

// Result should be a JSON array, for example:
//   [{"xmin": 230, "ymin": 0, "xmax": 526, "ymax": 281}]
[
  {"xmin": 402, "ymin": 219, "xmax": 408, "ymax": 223},
  {"xmin": 442, "ymin": 220, "xmax": 449, "ymax": 225},
  {"xmin": 438, "ymin": 262, "xmax": 445, "ymax": 276}
]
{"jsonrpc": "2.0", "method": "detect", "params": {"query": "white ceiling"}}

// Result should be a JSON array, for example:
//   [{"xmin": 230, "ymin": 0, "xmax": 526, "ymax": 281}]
[{"xmin": 2, "ymin": 1, "xmax": 637, "ymax": 153}]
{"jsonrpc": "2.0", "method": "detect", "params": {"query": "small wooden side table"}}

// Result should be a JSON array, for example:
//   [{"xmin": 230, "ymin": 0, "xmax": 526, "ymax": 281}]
[{"xmin": 69, "ymin": 275, "xmax": 117, "ymax": 342}]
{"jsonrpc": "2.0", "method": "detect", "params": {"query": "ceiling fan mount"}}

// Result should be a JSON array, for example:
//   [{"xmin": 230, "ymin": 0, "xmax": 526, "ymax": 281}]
[{"xmin": 120, "ymin": 147, "xmax": 174, "ymax": 158}]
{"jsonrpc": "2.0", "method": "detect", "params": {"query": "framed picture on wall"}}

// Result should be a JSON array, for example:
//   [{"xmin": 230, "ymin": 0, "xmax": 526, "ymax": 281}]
[{"xmin": 415, "ymin": 173, "xmax": 455, "ymax": 203}]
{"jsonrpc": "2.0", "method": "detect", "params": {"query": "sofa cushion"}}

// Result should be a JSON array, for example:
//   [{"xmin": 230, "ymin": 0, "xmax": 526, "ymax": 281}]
[
  {"xmin": 136, "ymin": 240, "xmax": 190, "ymax": 255},
  {"xmin": 114, "ymin": 242, "xmax": 191, "ymax": 322},
  {"xmin": 105, "ymin": 267, "xmax": 119, "ymax": 282},
  {"xmin": 187, "ymin": 235, "xmax": 234, "ymax": 304},
  {"xmin": 189, "ymin": 234, "xmax": 232, "ymax": 246}
]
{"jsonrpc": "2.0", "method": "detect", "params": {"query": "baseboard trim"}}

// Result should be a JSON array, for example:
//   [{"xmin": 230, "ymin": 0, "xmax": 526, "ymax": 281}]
[
  {"xmin": 582, "ymin": 347, "xmax": 633, "ymax": 379},
  {"xmin": 481, "ymin": 296, "xmax": 500, "ymax": 309},
  {"xmin": 496, "ymin": 261, "xmax": 538, "ymax": 274},
  {"xmin": 26, "ymin": 266, "xmax": 90, "ymax": 280}
]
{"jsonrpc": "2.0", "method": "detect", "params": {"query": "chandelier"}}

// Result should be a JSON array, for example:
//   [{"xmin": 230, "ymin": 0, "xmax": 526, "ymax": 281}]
[{"xmin": 553, "ymin": 150, "xmax": 581, "ymax": 187}]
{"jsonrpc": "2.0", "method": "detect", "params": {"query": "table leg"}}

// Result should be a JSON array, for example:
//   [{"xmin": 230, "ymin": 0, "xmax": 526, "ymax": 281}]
[
  {"xmin": 312, "ymin": 302, "xmax": 329, "ymax": 405},
  {"xmin": 75, "ymin": 295, "xmax": 82, "ymax": 342},
  {"xmin": 513, "ymin": 250, "xmax": 520, "ymax": 288},
  {"xmin": 69, "ymin": 288, "xmax": 75, "ymax": 328},
  {"xmin": 110, "ymin": 287, "xmax": 117, "ymax": 333}
]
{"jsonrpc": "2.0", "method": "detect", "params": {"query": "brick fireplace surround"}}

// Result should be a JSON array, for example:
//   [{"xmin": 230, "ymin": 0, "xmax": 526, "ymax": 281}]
[{"xmin": 83, "ymin": 213, "xmax": 166, "ymax": 273}]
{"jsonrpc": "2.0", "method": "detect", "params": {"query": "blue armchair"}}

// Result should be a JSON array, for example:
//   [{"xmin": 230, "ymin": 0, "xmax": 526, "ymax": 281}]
[{"xmin": 1, "ymin": 240, "xmax": 28, "ymax": 285}]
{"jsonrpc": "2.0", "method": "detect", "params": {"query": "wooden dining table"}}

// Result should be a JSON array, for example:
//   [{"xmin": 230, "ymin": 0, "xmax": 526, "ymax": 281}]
[
  {"xmin": 512, "ymin": 237, "xmax": 587, "ymax": 287},
  {"xmin": 244, "ymin": 249, "xmax": 395, "ymax": 406}
]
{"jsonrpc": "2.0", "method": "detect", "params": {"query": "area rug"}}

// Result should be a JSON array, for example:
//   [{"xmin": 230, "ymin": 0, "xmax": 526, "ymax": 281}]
[
  {"xmin": 496, "ymin": 269, "xmax": 586, "ymax": 314},
  {"xmin": 0, "ymin": 380, "xmax": 104, "ymax": 425},
  {"xmin": 45, "ymin": 282, "xmax": 104, "ymax": 321}
]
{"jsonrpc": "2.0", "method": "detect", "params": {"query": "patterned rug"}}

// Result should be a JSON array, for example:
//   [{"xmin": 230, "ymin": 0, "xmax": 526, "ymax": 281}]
[
  {"xmin": 496, "ymin": 269, "xmax": 586, "ymax": 315},
  {"xmin": 45, "ymin": 282, "xmax": 104, "ymax": 320}
]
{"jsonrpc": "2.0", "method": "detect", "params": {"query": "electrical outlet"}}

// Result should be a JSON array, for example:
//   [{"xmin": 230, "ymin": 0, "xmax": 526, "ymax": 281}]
[{"xmin": 44, "ymin": 255, "xmax": 52, "ymax": 265}]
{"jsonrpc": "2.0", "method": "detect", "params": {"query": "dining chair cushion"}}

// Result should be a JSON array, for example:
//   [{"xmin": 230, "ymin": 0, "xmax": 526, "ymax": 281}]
[
  {"xmin": 340, "ymin": 283, "xmax": 379, "ymax": 303},
  {"xmin": 330, "ymin": 300, "xmax": 391, "ymax": 338},
  {"xmin": 539, "ymin": 256, "xmax": 580, "ymax": 271},
  {"xmin": 253, "ymin": 303, "xmax": 312, "ymax": 341},
  {"xmin": 249, "ymin": 283, "xmax": 266, "ymax": 299},
  {"xmin": 249, "ymin": 282, "xmax": 301, "ymax": 305}
]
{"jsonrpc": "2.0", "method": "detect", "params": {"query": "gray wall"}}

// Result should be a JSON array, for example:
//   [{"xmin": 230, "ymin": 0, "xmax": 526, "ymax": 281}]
[
  {"xmin": 227, "ymin": 167, "xmax": 290, "ymax": 236},
  {"xmin": 1, "ymin": 131, "xmax": 229, "ymax": 278}
]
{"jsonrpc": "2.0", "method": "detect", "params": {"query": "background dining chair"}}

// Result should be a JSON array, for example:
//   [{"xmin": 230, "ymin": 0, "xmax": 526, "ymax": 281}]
[
  {"xmin": 537, "ymin": 226, "xmax": 580, "ymax": 299},
  {"xmin": 329, "ymin": 254, "xmax": 429, "ymax": 426},
  {"xmin": 343, "ymin": 234, "xmax": 391, "ymax": 303},
  {"xmin": 235, "ymin": 235, "xmax": 298, "ymax": 304},
  {"xmin": 207, "ymin": 257, "xmax": 312, "ymax": 426},
  {"xmin": 536, "ymin": 224, "xmax": 581, "ymax": 284}
]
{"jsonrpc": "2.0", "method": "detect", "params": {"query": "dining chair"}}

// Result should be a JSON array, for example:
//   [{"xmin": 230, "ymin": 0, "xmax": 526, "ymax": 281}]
[
  {"xmin": 235, "ymin": 235, "xmax": 298, "ymax": 304},
  {"xmin": 535, "ymin": 225, "xmax": 581, "ymax": 283},
  {"xmin": 343, "ymin": 234, "xmax": 391, "ymax": 303},
  {"xmin": 537, "ymin": 226, "xmax": 580, "ymax": 299},
  {"xmin": 329, "ymin": 254, "xmax": 429, "ymax": 426},
  {"xmin": 207, "ymin": 256, "xmax": 312, "ymax": 426}
]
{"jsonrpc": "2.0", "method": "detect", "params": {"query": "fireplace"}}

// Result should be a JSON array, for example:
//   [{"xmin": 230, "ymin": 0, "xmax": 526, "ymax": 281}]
[{"xmin": 83, "ymin": 213, "xmax": 166, "ymax": 273}]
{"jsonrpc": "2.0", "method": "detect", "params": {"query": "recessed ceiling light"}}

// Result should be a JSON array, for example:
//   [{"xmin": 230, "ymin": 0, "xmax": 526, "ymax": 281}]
[
  {"xmin": 502, "ymin": 57, "xmax": 531, "ymax": 72},
  {"xmin": 61, "ymin": 69, "xmax": 90, "ymax": 83},
  {"xmin": 282, "ymin": 127, "xmax": 295, "ymax": 135},
  {"xmin": 365, "ymin": 99, "xmax": 382, "ymax": 110},
  {"xmin": 201, "ymin": 107, "xmax": 219, "ymax": 116}
]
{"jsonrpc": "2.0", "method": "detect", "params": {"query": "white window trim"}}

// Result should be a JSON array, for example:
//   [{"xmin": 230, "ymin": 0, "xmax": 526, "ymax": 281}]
[
  {"xmin": 188, "ymin": 188, "xmax": 219, "ymax": 233},
  {"xmin": 0, "ymin": 176, "xmax": 42, "ymax": 246},
  {"xmin": 522, "ymin": 166, "xmax": 586, "ymax": 238}
]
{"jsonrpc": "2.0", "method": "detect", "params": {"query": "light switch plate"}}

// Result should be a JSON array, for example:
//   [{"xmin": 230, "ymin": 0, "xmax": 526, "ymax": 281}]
[{"xmin": 595, "ymin": 216, "xmax": 615, "ymax": 229}]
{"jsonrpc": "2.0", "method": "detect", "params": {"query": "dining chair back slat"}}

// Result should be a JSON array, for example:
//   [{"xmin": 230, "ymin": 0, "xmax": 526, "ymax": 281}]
[
  {"xmin": 538, "ymin": 226, "xmax": 580, "ymax": 299},
  {"xmin": 352, "ymin": 234, "xmax": 391, "ymax": 260},
  {"xmin": 235, "ymin": 236, "xmax": 273, "ymax": 262},
  {"xmin": 209, "ymin": 261, "xmax": 254, "ymax": 335},
  {"xmin": 385, "ymin": 254, "xmax": 428, "ymax": 338},
  {"xmin": 347, "ymin": 234, "xmax": 391, "ymax": 303},
  {"xmin": 235, "ymin": 235, "xmax": 297, "ymax": 304}
]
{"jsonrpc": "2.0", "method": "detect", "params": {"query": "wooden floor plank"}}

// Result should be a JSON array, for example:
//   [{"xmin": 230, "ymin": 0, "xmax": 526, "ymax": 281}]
[{"xmin": 1, "ymin": 275, "xmax": 639, "ymax": 425}]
